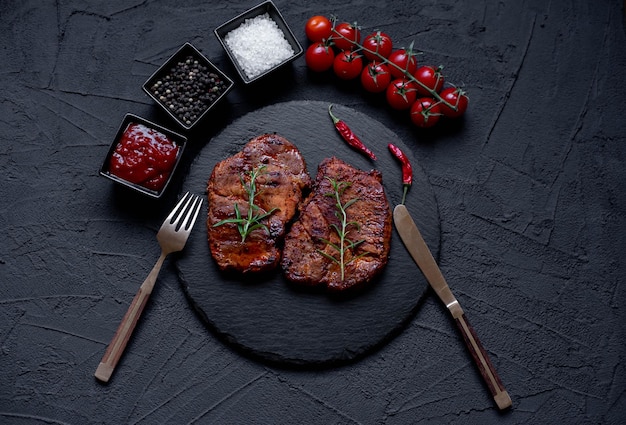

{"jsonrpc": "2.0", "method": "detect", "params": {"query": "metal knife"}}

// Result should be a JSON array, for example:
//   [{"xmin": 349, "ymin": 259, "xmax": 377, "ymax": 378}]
[{"xmin": 393, "ymin": 204, "xmax": 512, "ymax": 410}]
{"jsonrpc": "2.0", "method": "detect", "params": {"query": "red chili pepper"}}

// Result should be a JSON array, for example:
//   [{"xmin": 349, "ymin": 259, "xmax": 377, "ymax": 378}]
[
  {"xmin": 388, "ymin": 143, "xmax": 412, "ymax": 204},
  {"xmin": 328, "ymin": 104, "xmax": 377, "ymax": 161}
]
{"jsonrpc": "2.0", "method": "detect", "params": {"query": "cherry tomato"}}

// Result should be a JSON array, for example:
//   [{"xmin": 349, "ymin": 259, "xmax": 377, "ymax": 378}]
[
  {"xmin": 385, "ymin": 78, "xmax": 418, "ymax": 110},
  {"xmin": 305, "ymin": 15, "xmax": 333, "ymax": 42},
  {"xmin": 414, "ymin": 65, "xmax": 444, "ymax": 96},
  {"xmin": 305, "ymin": 42, "xmax": 335, "ymax": 72},
  {"xmin": 362, "ymin": 31, "xmax": 393, "ymax": 61},
  {"xmin": 333, "ymin": 51, "xmax": 363, "ymax": 80},
  {"xmin": 360, "ymin": 62, "xmax": 391, "ymax": 93},
  {"xmin": 439, "ymin": 87, "xmax": 469, "ymax": 117},
  {"xmin": 387, "ymin": 49, "xmax": 418, "ymax": 79},
  {"xmin": 410, "ymin": 97, "xmax": 442, "ymax": 128},
  {"xmin": 331, "ymin": 22, "xmax": 361, "ymax": 51}
]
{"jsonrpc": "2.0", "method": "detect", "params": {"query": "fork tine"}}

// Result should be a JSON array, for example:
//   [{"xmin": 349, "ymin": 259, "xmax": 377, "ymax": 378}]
[
  {"xmin": 166, "ymin": 191, "xmax": 196, "ymax": 226},
  {"xmin": 165, "ymin": 192, "xmax": 202, "ymax": 232},
  {"xmin": 180, "ymin": 195, "xmax": 202, "ymax": 231},
  {"xmin": 166, "ymin": 191, "xmax": 191, "ymax": 223}
]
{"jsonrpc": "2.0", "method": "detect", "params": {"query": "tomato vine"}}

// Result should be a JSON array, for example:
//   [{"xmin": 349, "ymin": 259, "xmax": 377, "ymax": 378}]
[{"xmin": 304, "ymin": 15, "xmax": 469, "ymax": 128}]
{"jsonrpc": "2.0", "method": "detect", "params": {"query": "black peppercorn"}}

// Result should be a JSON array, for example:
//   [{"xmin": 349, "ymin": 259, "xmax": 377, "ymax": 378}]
[{"xmin": 148, "ymin": 54, "xmax": 229, "ymax": 127}]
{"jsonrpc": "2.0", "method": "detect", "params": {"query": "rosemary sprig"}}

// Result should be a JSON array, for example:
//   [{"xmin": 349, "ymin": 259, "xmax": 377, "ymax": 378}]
[
  {"xmin": 213, "ymin": 165, "xmax": 279, "ymax": 242},
  {"xmin": 317, "ymin": 177, "xmax": 368, "ymax": 281}
]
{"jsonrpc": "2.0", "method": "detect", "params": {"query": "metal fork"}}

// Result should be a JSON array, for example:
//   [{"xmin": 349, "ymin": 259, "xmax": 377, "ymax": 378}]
[{"xmin": 95, "ymin": 192, "xmax": 203, "ymax": 383}]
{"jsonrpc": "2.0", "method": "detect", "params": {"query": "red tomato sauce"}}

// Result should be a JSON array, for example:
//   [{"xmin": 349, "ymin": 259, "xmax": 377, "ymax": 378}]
[{"xmin": 109, "ymin": 123, "xmax": 179, "ymax": 192}]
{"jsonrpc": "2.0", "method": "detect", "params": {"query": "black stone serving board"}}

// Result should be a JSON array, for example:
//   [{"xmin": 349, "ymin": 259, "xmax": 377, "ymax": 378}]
[{"xmin": 175, "ymin": 100, "xmax": 440, "ymax": 367}]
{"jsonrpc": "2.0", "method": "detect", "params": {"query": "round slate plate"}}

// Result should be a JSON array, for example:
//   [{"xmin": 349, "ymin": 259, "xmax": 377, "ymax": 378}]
[{"xmin": 175, "ymin": 100, "xmax": 440, "ymax": 367}]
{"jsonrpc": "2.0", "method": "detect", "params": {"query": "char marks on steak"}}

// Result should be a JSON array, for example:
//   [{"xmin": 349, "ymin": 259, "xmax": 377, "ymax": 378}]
[
  {"xmin": 207, "ymin": 134, "xmax": 311, "ymax": 273},
  {"xmin": 282, "ymin": 157, "xmax": 392, "ymax": 291}
]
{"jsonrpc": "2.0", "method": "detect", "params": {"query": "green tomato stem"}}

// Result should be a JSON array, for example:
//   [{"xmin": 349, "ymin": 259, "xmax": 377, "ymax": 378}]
[{"xmin": 330, "ymin": 27, "xmax": 459, "ymax": 111}]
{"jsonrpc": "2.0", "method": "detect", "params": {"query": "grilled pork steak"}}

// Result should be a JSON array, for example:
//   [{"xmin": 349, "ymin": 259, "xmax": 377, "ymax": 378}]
[
  {"xmin": 281, "ymin": 157, "xmax": 392, "ymax": 291},
  {"xmin": 207, "ymin": 134, "xmax": 311, "ymax": 273}
]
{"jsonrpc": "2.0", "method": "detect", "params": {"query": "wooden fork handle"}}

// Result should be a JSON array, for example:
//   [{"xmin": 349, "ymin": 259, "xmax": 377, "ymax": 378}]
[
  {"xmin": 95, "ymin": 253, "xmax": 166, "ymax": 383},
  {"xmin": 455, "ymin": 314, "xmax": 512, "ymax": 410}
]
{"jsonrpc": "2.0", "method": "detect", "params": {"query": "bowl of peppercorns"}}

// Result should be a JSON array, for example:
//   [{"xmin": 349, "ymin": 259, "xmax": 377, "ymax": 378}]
[{"xmin": 143, "ymin": 43, "xmax": 234, "ymax": 130}]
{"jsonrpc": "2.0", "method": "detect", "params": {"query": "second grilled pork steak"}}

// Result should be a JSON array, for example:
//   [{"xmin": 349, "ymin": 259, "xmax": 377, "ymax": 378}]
[
  {"xmin": 282, "ymin": 157, "xmax": 392, "ymax": 291},
  {"xmin": 207, "ymin": 134, "xmax": 311, "ymax": 273}
]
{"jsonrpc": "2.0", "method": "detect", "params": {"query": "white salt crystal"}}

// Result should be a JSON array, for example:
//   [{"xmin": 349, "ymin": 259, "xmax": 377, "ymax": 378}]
[{"xmin": 224, "ymin": 13, "xmax": 295, "ymax": 80}]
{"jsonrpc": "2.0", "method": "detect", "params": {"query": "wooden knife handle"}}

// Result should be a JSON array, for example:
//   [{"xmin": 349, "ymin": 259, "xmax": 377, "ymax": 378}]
[{"xmin": 455, "ymin": 314, "xmax": 512, "ymax": 410}]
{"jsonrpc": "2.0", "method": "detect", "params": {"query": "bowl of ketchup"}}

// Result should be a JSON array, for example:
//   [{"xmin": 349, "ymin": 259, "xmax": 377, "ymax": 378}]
[{"xmin": 100, "ymin": 114, "xmax": 187, "ymax": 198}]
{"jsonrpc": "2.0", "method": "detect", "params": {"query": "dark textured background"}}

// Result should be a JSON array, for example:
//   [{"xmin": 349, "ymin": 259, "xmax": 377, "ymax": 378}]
[{"xmin": 1, "ymin": 1, "xmax": 625, "ymax": 424}]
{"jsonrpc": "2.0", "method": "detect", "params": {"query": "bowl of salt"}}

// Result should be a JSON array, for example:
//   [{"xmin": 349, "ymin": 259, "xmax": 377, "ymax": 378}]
[{"xmin": 214, "ymin": 0, "xmax": 303, "ymax": 84}]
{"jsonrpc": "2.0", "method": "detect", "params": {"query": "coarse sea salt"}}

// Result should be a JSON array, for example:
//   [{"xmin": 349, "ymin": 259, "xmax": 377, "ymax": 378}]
[{"xmin": 224, "ymin": 13, "xmax": 295, "ymax": 80}]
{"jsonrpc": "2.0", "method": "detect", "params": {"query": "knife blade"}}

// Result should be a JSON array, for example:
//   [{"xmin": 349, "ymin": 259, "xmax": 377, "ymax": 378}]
[{"xmin": 393, "ymin": 204, "xmax": 512, "ymax": 410}]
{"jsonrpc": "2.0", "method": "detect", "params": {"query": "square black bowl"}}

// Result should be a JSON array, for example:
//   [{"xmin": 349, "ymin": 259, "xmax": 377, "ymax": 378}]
[
  {"xmin": 142, "ymin": 43, "xmax": 234, "ymax": 130},
  {"xmin": 214, "ymin": 0, "xmax": 303, "ymax": 84},
  {"xmin": 100, "ymin": 114, "xmax": 187, "ymax": 199}
]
